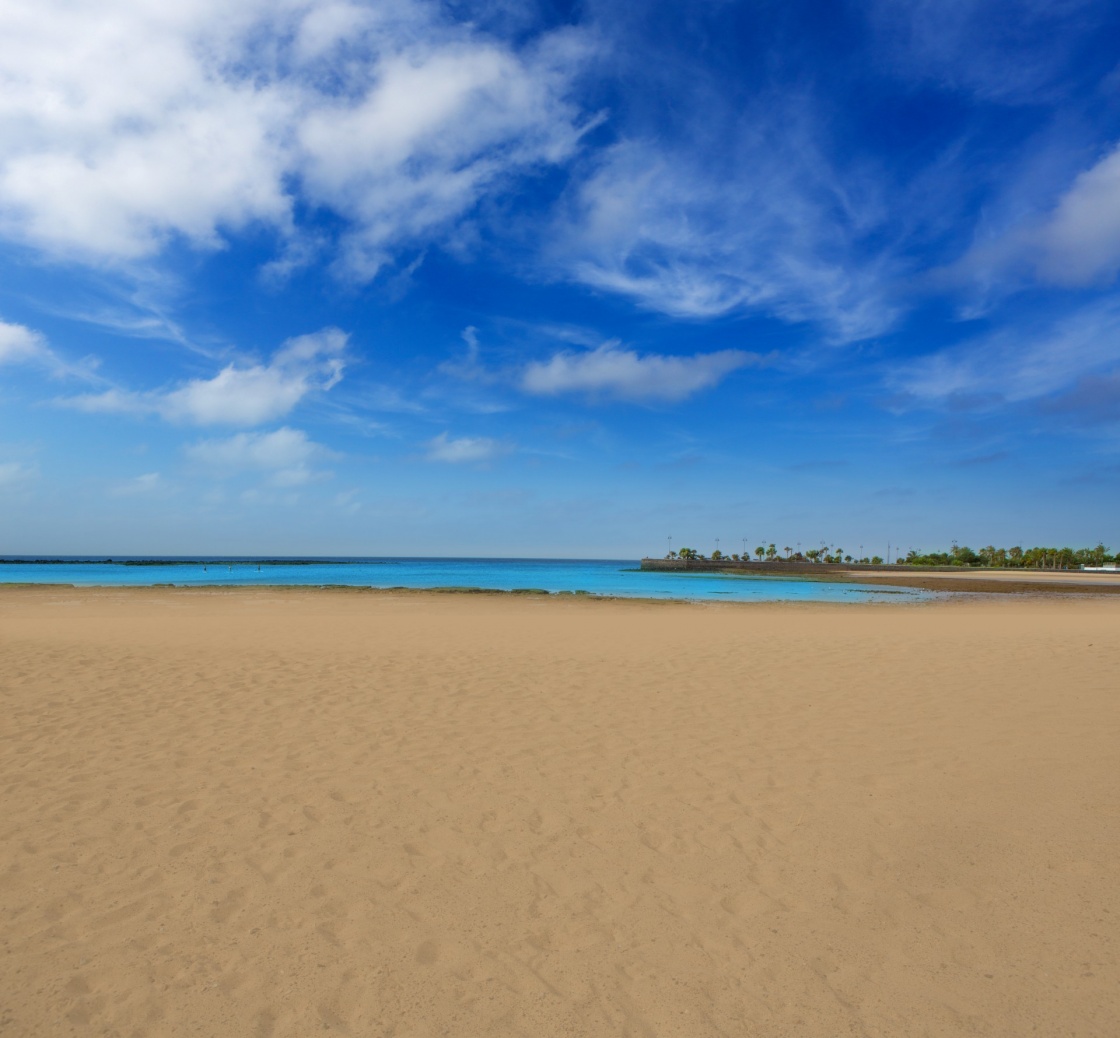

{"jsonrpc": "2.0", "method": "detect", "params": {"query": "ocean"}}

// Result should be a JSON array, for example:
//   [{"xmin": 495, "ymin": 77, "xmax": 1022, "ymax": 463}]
[{"xmin": 0, "ymin": 557, "xmax": 930, "ymax": 603}]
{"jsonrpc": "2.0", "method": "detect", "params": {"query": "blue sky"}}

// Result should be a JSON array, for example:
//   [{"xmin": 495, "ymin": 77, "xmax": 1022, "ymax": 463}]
[{"xmin": 2, "ymin": 0, "xmax": 1119, "ymax": 557}]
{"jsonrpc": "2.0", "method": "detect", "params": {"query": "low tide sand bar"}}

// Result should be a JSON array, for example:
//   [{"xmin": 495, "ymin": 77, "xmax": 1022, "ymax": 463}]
[{"xmin": 2, "ymin": 586, "xmax": 1117, "ymax": 1036}]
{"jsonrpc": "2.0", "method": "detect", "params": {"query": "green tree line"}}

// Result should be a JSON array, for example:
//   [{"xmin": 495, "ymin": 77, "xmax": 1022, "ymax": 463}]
[
  {"xmin": 666, "ymin": 542, "xmax": 1115, "ymax": 569},
  {"xmin": 899, "ymin": 543, "xmax": 1114, "ymax": 569}
]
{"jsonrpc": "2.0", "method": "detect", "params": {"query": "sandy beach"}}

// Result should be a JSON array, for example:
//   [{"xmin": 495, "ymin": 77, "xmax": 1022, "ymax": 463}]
[{"xmin": 2, "ymin": 587, "xmax": 1117, "ymax": 1037}]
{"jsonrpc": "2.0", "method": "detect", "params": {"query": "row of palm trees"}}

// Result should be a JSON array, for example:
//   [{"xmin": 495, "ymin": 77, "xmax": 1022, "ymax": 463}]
[
  {"xmin": 665, "ymin": 541, "xmax": 1115, "ymax": 569},
  {"xmin": 669, "ymin": 544, "xmax": 883, "ymax": 565}
]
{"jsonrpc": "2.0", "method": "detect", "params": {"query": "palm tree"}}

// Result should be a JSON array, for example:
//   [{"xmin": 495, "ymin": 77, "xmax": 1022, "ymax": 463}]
[{"xmin": 754, "ymin": 545, "xmax": 765, "ymax": 562}]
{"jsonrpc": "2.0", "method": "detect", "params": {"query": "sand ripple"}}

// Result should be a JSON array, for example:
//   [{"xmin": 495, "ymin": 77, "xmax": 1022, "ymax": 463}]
[{"xmin": 1, "ymin": 589, "xmax": 1118, "ymax": 1035}]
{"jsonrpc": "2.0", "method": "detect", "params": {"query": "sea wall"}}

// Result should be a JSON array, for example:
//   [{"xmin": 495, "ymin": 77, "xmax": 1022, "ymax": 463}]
[{"xmin": 642, "ymin": 558, "xmax": 833, "ymax": 575}]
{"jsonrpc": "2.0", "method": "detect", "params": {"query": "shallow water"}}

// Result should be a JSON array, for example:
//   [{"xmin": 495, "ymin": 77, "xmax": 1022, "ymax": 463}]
[{"xmin": 0, "ymin": 556, "xmax": 931, "ymax": 604}]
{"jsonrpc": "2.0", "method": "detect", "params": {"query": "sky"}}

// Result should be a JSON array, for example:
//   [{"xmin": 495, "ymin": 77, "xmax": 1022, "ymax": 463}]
[{"xmin": 2, "ymin": 0, "xmax": 1119, "ymax": 558}]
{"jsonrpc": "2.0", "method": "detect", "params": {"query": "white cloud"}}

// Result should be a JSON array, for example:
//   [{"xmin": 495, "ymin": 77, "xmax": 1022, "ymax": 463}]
[
  {"xmin": 0, "ymin": 0, "xmax": 591, "ymax": 274},
  {"xmin": 1035, "ymin": 142, "xmax": 1120, "ymax": 286},
  {"xmin": 65, "ymin": 327, "xmax": 346, "ymax": 426},
  {"xmin": 426, "ymin": 431, "xmax": 505, "ymax": 463},
  {"xmin": 946, "ymin": 140, "xmax": 1120, "ymax": 301},
  {"xmin": 892, "ymin": 299, "xmax": 1120, "ymax": 405},
  {"xmin": 522, "ymin": 341, "xmax": 754, "ymax": 402},
  {"xmin": 0, "ymin": 319, "xmax": 48, "ymax": 365},
  {"xmin": 550, "ymin": 130, "xmax": 900, "ymax": 341},
  {"xmin": 185, "ymin": 426, "xmax": 329, "ymax": 486}
]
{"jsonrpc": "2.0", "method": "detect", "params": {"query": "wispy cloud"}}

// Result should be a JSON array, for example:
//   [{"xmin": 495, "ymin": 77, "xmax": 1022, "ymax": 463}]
[
  {"xmin": 548, "ymin": 118, "xmax": 900, "ymax": 340},
  {"xmin": 522, "ymin": 341, "xmax": 756, "ymax": 402},
  {"xmin": 864, "ymin": 0, "xmax": 1105, "ymax": 103},
  {"xmin": 109, "ymin": 471, "xmax": 172, "ymax": 497},
  {"xmin": 0, "ymin": 316, "xmax": 101, "ymax": 380},
  {"xmin": 426, "ymin": 432, "xmax": 506, "ymax": 463},
  {"xmin": 64, "ymin": 328, "xmax": 347, "ymax": 426},
  {"xmin": 891, "ymin": 299, "xmax": 1120, "ymax": 407},
  {"xmin": 0, "ymin": 459, "xmax": 36, "ymax": 488},
  {"xmin": 437, "ymin": 326, "xmax": 489, "ymax": 383}
]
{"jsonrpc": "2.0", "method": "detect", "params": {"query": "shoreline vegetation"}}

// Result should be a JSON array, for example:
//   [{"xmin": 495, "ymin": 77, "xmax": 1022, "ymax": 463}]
[{"xmin": 655, "ymin": 540, "xmax": 1116, "ymax": 570}]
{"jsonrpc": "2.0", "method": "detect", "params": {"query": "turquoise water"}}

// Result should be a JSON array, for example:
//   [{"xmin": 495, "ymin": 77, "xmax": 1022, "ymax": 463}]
[{"xmin": 0, "ymin": 557, "xmax": 930, "ymax": 603}]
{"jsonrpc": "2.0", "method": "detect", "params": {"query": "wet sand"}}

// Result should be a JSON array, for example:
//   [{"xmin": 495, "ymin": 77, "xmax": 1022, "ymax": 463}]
[
  {"xmin": 2, "ymin": 587, "xmax": 1117, "ymax": 1036},
  {"xmin": 841, "ymin": 568, "xmax": 1120, "ymax": 595}
]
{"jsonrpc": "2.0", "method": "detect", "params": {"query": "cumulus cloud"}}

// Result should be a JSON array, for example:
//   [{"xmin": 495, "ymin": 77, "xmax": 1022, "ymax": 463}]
[
  {"xmin": 0, "ymin": 319, "xmax": 49, "ymax": 365},
  {"xmin": 185, "ymin": 426, "xmax": 329, "ymax": 486},
  {"xmin": 426, "ymin": 431, "xmax": 505, "ymax": 463},
  {"xmin": 0, "ymin": 0, "xmax": 592, "ymax": 275},
  {"xmin": 65, "ymin": 327, "xmax": 346, "ymax": 426},
  {"xmin": 522, "ymin": 341, "xmax": 754, "ymax": 402}
]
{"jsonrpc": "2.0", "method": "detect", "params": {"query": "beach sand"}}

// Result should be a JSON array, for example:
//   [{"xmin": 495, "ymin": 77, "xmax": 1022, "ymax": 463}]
[{"xmin": 2, "ymin": 587, "xmax": 1117, "ymax": 1036}]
